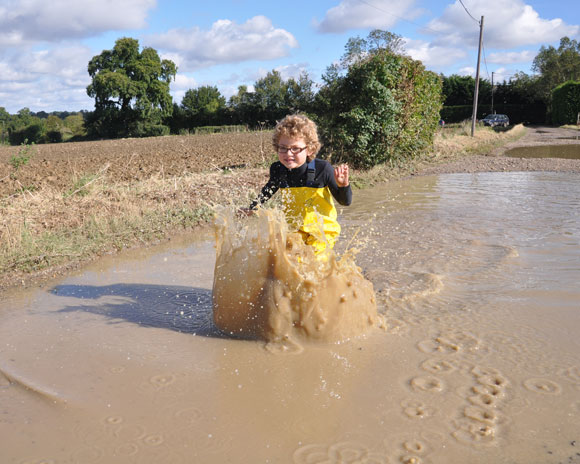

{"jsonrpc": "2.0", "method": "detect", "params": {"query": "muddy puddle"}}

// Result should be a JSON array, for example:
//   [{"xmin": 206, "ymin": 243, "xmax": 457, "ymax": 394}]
[
  {"xmin": 506, "ymin": 144, "xmax": 580, "ymax": 159},
  {"xmin": 1, "ymin": 171, "xmax": 580, "ymax": 464}
]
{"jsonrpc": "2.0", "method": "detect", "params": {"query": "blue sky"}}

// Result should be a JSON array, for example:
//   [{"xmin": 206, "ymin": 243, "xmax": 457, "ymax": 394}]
[{"xmin": 1, "ymin": 0, "xmax": 579, "ymax": 114}]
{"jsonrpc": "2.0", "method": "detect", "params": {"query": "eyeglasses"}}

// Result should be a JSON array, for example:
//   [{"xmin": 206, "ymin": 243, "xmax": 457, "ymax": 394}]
[{"xmin": 276, "ymin": 145, "xmax": 308, "ymax": 155}]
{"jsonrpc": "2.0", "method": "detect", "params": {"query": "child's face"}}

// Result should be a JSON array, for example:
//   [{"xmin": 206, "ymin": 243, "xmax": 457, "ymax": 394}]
[{"xmin": 276, "ymin": 135, "xmax": 310, "ymax": 170}]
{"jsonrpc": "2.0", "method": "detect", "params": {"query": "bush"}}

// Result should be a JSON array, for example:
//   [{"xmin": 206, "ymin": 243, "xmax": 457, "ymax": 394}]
[
  {"xmin": 135, "ymin": 123, "xmax": 170, "ymax": 137},
  {"xmin": 46, "ymin": 130, "xmax": 63, "ymax": 143},
  {"xmin": 551, "ymin": 80, "xmax": 580, "ymax": 126},
  {"xmin": 9, "ymin": 123, "xmax": 45, "ymax": 145},
  {"xmin": 316, "ymin": 51, "xmax": 442, "ymax": 168}
]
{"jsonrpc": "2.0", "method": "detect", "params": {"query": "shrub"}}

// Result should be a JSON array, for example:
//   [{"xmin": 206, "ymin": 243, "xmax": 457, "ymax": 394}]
[
  {"xmin": 551, "ymin": 80, "xmax": 580, "ymax": 126},
  {"xmin": 315, "ymin": 51, "xmax": 442, "ymax": 168}
]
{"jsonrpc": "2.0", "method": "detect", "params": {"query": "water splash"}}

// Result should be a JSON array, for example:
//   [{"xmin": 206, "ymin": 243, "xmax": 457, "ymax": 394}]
[{"xmin": 212, "ymin": 207, "xmax": 382, "ymax": 343}]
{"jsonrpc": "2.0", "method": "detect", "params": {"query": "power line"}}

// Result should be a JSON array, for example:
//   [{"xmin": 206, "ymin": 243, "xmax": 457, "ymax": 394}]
[
  {"xmin": 458, "ymin": 0, "xmax": 480, "ymax": 24},
  {"xmin": 482, "ymin": 42, "xmax": 490, "ymax": 80},
  {"xmin": 354, "ymin": 0, "xmax": 445, "ymax": 36}
]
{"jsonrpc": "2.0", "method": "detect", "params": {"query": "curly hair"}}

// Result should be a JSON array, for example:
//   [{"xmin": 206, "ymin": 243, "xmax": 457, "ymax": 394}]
[{"xmin": 272, "ymin": 114, "xmax": 321, "ymax": 162}]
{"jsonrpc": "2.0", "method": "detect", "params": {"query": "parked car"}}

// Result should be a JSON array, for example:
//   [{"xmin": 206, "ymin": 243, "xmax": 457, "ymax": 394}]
[{"xmin": 482, "ymin": 114, "xmax": 509, "ymax": 127}]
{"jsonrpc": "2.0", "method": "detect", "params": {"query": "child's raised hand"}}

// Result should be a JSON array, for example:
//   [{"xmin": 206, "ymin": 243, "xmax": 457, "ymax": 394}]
[{"xmin": 334, "ymin": 163, "xmax": 350, "ymax": 187}]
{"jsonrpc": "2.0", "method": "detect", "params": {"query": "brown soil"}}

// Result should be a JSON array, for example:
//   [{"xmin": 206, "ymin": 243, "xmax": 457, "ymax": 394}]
[{"xmin": 0, "ymin": 132, "xmax": 271, "ymax": 197}]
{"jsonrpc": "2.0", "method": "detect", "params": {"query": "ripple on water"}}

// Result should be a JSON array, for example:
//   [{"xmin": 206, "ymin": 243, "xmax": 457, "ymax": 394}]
[
  {"xmin": 21, "ymin": 459, "xmax": 57, "ymax": 464},
  {"xmin": 417, "ymin": 331, "xmax": 487, "ymax": 358},
  {"xmin": 401, "ymin": 399, "xmax": 438, "ymax": 419},
  {"xmin": 293, "ymin": 441, "xmax": 390, "ymax": 464},
  {"xmin": 409, "ymin": 376, "xmax": 445, "ymax": 393},
  {"xmin": 452, "ymin": 420, "xmax": 497, "ymax": 447},
  {"xmin": 523, "ymin": 378, "xmax": 563, "ymax": 395},
  {"xmin": 114, "ymin": 423, "xmax": 147, "ymax": 441},
  {"xmin": 174, "ymin": 406, "xmax": 203, "ymax": 427},
  {"xmin": 420, "ymin": 358, "xmax": 456, "ymax": 375},
  {"xmin": 70, "ymin": 446, "xmax": 104, "ymax": 462},
  {"xmin": 114, "ymin": 442, "xmax": 139, "ymax": 457}
]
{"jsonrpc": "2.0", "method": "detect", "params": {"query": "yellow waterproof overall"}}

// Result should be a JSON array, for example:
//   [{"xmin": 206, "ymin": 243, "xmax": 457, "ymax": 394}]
[{"xmin": 280, "ymin": 185, "xmax": 341, "ymax": 254}]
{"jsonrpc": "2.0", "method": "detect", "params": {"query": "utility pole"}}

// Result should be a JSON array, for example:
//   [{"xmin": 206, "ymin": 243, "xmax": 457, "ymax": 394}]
[
  {"xmin": 471, "ymin": 15, "xmax": 484, "ymax": 137},
  {"xmin": 491, "ymin": 71, "xmax": 495, "ymax": 115}
]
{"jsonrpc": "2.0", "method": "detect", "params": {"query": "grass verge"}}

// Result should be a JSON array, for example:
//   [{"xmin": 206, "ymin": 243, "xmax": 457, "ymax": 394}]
[{"xmin": 350, "ymin": 123, "xmax": 527, "ymax": 188}]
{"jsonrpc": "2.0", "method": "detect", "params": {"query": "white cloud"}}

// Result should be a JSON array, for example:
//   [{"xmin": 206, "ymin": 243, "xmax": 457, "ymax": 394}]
[
  {"xmin": 428, "ymin": 0, "xmax": 579, "ymax": 49},
  {"xmin": 0, "ymin": 46, "xmax": 94, "ymax": 112},
  {"xmin": 274, "ymin": 63, "xmax": 311, "ymax": 81},
  {"xmin": 147, "ymin": 16, "xmax": 299, "ymax": 71},
  {"xmin": 487, "ymin": 50, "xmax": 536, "ymax": 64},
  {"xmin": 0, "ymin": 0, "xmax": 156, "ymax": 46},
  {"xmin": 403, "ymin": 38, "xmax": 467, "ymax": 68},
  {"xmin": 458, "ymin": 66, "xmax": 475, "ymax": 77},
  {"xmin": 315, "ymin": 0, "xmax": 418, "ymax": 34},
  {"xmin": 21, "ymin": 46, "xmax": 93, "ymax": 80}
]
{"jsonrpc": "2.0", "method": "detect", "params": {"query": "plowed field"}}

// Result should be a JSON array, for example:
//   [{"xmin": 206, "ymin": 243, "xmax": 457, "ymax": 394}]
[{"xmin": 0, "ymin": 132, "xmax": 270, "ymax": 197}]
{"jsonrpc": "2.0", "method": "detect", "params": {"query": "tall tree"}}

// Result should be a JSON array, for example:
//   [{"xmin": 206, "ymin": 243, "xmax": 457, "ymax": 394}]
[
  {"xmin": 285, "ymin": 72, "xmax": 315, "ymax": 114},
  {"xmin": 340, "ymin": 29, "xmax": 405, "ymax": 69},
  {"xmin": 228, "ymin": 71, "xmax": 315, "ymax": 126},
  {"xmin": 86, "ymin": 37, "xmax": 177, "ymax": 138},
  {"xmin": 532, "ymin": 36, "xmax": 580, "ymax": 102}
]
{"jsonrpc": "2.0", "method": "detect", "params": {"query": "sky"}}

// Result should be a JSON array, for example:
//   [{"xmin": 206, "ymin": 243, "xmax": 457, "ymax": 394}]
[{"xmin": 1, "ymin": 0, "xmax": 579, "ymax": 114}]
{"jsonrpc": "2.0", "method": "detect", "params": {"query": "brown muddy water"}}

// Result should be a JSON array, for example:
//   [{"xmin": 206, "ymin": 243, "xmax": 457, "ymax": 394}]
[
  {"xmin": 506, "ymin": 144, "xmax": 580, "ymax": 159},
  {"xmin": 1, "ymin": 171, "xmax": 580, "ymax": 464}
]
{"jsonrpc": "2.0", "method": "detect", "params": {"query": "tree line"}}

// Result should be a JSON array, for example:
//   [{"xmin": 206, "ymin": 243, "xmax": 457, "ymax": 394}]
[{"xmin": 2, "ymin": 34, "xmax": 579, "ymax": 166}]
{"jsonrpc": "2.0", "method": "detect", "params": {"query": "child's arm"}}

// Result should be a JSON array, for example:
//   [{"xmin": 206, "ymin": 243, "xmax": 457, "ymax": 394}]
[{"xmin": 248, "ymin": 164, "xmax": 280, "ymax": 210}]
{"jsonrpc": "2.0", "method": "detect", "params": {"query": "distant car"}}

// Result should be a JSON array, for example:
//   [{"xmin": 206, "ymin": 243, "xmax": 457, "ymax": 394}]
[{"xmin": 482, "ymin": 114, "xmax": 509, "ymax": 127}]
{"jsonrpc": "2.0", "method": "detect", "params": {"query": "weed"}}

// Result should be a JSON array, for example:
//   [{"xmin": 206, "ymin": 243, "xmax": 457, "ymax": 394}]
[
  {"xmin": 65, "ymin": 174, "xmax": 98, "ymax": 197},
  {"xmin": 10, "ymin": 139, "xmax": 36, "ymax": 171}
]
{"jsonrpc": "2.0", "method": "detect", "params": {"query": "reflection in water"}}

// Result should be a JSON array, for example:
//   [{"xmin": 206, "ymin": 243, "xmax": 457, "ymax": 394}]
[
  {"xmin": 0, "ymin": 171, "xmax": 579, "ymax": 464},
  {"xmin": 505, "ymin": 143, "xmax": 580, "ymax": 159}
]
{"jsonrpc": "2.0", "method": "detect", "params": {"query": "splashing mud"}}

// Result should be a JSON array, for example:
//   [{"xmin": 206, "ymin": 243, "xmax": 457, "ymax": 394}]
[{"xmin": 212, "ymin": 207, "xmax": 381, "ymax": 343}]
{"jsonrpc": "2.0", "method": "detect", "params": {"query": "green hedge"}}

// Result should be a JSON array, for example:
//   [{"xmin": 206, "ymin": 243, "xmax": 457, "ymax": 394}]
[{"xmin": 552, "ymin": 80, "xmax": 580, "ymax": 126}]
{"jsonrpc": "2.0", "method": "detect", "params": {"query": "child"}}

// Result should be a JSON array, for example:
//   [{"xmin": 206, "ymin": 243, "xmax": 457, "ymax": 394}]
[{"xmin": 248, "ymin": 114, "xmax": 351, "ymax": 254}]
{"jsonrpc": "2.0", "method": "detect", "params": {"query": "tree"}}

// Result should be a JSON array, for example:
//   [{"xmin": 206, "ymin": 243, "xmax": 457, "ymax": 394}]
[
  {"xmin": 316, "ymin": 32, "xmax": 442, "ymax": 168},
  {"xmin": 64, "ymin": 114, "xmax": 87, "ymax": 139},
  {"xmin": 285, "ymin": 72, "xmax": 315, "ymax": 114},
  {"xmin": 181, "ymin": 85, "xmax": 226, "ymax": 127},
  {"xmin": 228, "ymin": 71, "xmax": 315, "ymax": 126},
  {"xmin": 532, "ymin": 36, "xmax": 580, "ymax": 103},
  {"xmin": 0, "ymin": 107, "xmax": 9, "ymax": 144},
  {"xmin": 551, "ymin": 80, "xmax": 580, "ymax": 125},
  {"xmin": 252, "ymin": 70, "xmax": 289, "ymax": 123},
  {"xmin": 86, "ymin": 37, "xmax": 177, "ymax": 138},
  {"xmin": 340, "ymin": 29, "xmax": 405, "ymax": 69}
]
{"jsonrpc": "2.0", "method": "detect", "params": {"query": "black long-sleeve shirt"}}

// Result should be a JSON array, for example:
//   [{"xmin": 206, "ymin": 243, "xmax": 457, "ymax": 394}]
[{"xmin": 250, "ymin": 159, "xmax": 352, "ymax": 209}]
